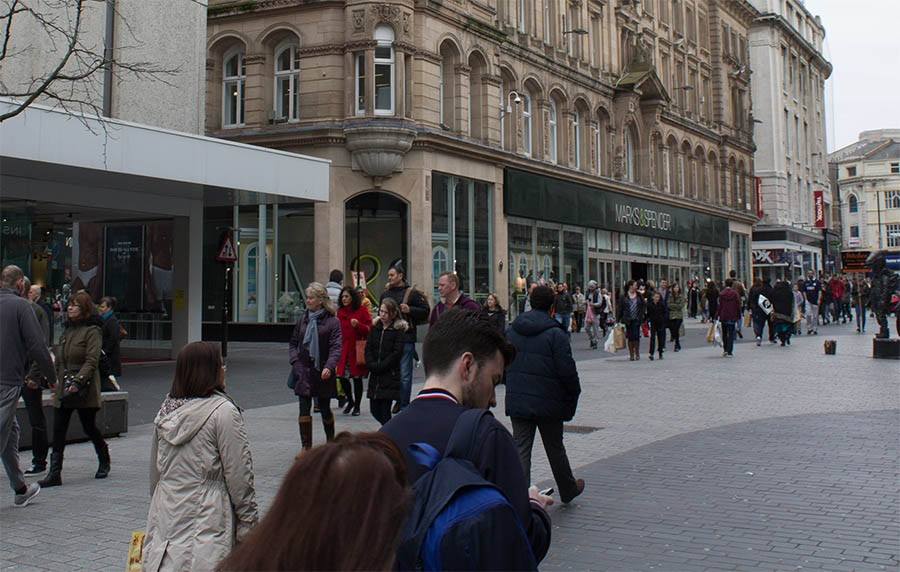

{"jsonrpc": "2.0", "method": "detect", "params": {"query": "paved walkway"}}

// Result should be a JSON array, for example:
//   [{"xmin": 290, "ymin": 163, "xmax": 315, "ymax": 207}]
[{"xmin": 0, "ymin": 320, "xmax": 897, "ymax": 571}]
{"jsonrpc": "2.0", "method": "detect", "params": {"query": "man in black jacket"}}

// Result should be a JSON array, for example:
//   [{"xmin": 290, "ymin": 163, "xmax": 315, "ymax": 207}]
[
  {"xmin": 506, "ymin": 285, "xmax": 585, "ymax": 503},
  {"xmin": 378, "ymin": 264, "xmax": 429, "ymax": 413},
  {"xmin": 381, "ymin": 309, "xmax": 552, "ymax": 569}
]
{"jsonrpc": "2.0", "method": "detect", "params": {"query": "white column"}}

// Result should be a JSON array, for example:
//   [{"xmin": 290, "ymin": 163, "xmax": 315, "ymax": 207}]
[
  {"xmin": 257, "ymin": 204, "xmax": 267, "ymax": 323},
  {"xmin": 171, "ymin": 200, "xmax": 204, "ymax": 358}
]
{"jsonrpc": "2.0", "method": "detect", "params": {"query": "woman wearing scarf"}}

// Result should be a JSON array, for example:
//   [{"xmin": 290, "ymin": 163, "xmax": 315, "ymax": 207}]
[{"xmin": 289, "ymin": 282, "xmax": 342, "ymax": 453}]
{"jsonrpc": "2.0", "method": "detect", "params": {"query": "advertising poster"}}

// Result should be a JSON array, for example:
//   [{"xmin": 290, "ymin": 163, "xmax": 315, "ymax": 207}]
[
  {"xmin": 145, "ymin": 221, "xmax": 174, "ymax": 316},
  {"xmin": 71, "ymin": 222, "xmax": 104, "ymax": 301},
  {"xmin": 104, "ymin": 226, "xmax": 144, "ymax": 311}
]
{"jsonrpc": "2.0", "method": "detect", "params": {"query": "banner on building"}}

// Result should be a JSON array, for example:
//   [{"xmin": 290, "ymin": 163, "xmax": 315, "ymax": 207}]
[
  {"xmin": 755, "ymin": 177, "xmax": 762, "ymax": 217},
  {"xmin": 104, "ymin": 226, "xmax": 144, "ymax": 312},
  {"xmin": 813, "ymin": 190, "xmax": 825, "ymax": 228}
]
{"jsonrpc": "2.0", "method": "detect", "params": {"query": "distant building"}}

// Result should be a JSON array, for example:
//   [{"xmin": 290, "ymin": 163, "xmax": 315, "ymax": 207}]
[
  {"xmin": 829, "ymin": 130, "xmax": 900, "ymax": 272},
  {"xmin": 748, "ymin": 0, "xmax": 832, "ymax": 282}
]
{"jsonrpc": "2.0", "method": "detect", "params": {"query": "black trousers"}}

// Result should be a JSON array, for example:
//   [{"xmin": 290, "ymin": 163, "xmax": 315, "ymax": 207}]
[
  {"xmin": 667, "ymin": 319, "xmax": 683, "ymax": 347},
  {"xmin": 51, "ymin": 407, "xmax": 106, "ymax": 456},
  {"xmin": 370, "ymin": 398, "xmax": 392, "ymax": 426},
  {"xmin": 21, "ymin": 385, "xmax": 48, "ymax": 466},
  {"xmin": 649, "ymin": 327, "xmax": 666, "ymax": 355},
  {"xmin": 298, "ymin": 396, "xmax": 334, "ymax": 420},
  {"xmin": 339, "ymin": 377, "xmax": 363, "ymax": 407},
  {"xmin": 511, "ymin": 418, "xmax": 578, "ymax": 502}
]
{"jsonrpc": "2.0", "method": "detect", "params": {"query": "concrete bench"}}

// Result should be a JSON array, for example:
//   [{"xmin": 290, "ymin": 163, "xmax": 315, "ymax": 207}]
[{"xmin": 15, "ymin": 391, "xmax": 129, "ymax": 449}]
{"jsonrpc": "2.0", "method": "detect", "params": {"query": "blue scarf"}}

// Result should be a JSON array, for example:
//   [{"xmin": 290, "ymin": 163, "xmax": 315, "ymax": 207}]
[{"xmin": 303, "ymin": 309, "xmax": 327, "ymax": 370}]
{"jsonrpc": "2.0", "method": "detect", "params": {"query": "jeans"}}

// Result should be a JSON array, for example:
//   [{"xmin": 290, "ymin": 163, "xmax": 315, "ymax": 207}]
[
  {"xmin": 574, "ymin": 312, "xmax": 584, "ymax": 332},
  {"xmin": 398, "ymin": 343, "xmax": 416, "ymax": 409},
  {"xmin": 586, "ymin": 320, "xmax": 601, "ymax": 346},
  {"xmin": 721, "ymin": 320, "xmax": 736, "ymax": 355},
  {"xmin": 511, "ymin": 418, "xmax": 578, "ymax": 501},
  {"xmin": 298, "ymin": 396, "xmax": 333, "ymax": 420},
  {"xmin": 667, "ymin": 319, "xmax": 683, "ymax": 348},
  {"xmin": 370, "ymin": 398, "xmax": 392, "ymax": 426},
  {"xmin": 752, "ymin": 313, "xmax": 767, "ymax": 339},
  {"xmin": 856, "ymin": 303, "xmax": 867, "ymax": 331},
  {"xmin": 555, "ymin": 313, "xmax": 571, "ymax": 334},
  {"xmin": 0, "ymin": 385, "xmax": 26, "ymax": 492},
  {"xmin": 805, "ymin": 303, "xmax": 819, "ymax": 332},
  {"xmin": 649, "ymin": 327, "xmax": 666, "ymax": 355},
  {"xmin": 51, "ymin": 407, "xmax": 106, "ymax": 458},
  {"xmin": 625, "ymin": 321, "xmax": 642, "ymax": 341},
  {"xmin": 21, "ymin": 384, "xmax": 48, "ymax": 467}
]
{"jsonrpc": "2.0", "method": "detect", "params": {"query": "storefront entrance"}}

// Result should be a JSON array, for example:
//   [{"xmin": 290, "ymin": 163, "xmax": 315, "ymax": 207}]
[{"xmin": 345, "ymin": 192, "xmax": 408, "ymax": 300}]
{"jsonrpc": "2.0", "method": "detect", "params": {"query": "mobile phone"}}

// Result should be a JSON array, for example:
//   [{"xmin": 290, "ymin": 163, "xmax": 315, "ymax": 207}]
[{"xmin": 539, "ymin": 487, "xmax": 554, "ymax": 496}]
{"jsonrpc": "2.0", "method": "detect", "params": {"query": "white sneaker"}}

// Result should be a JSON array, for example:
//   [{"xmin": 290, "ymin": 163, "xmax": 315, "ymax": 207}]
[{"xmin": 14, "ymin": 483, "xmax": 40, "ymax": 507}]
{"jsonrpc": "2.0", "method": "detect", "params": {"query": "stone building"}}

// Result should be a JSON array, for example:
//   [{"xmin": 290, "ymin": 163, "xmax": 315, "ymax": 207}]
[
  {"xmin": 829, "ymin": 130, "xmax": 900, "ymax": 270},
  {"xmin": 747, "ymin": 0, "xmax": 832, "ymax": 282},
  {"xmin": 205, "ymin": 0, "xmax": 757, "ymax": 325}
]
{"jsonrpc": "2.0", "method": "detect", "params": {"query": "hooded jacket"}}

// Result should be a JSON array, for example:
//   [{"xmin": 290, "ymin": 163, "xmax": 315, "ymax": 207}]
[
  {"xmin": 143, "ymin": 392, "xmax": 258, "ymax": 572},
  {"xmin": 715, "ymin": 287, "xmax": 742, "ymax": 322},
  {"xmin": 53, "ymin": 315, "xmax": 104, "ymax": 409},
  {"xmin": 365, "ymin": 316, "xmax": 408, "ymax": 401},
  {"xmin": 504, "ymin": 310, "xmax": 581, "ymax": 422},
  {"xmin": 379, "ymin": 282, "xmax": 430, "ymax": 343}
]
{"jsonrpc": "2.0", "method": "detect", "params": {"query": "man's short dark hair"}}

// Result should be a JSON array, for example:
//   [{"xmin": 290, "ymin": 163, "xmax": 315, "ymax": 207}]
[
  {"xmin": 725, "ymin": 278, "xmax": 734, "ymax": 288},
  {"xmin": 329, "ymin": 269, "xmax": 343, "ymax": 284},
  {"xmin": 389, "ymin": 264, "xmax": 405, "ymax": 277},
  {"xmin": 729, "ymin": 270, "xmax": 737, "ymax": 278},
  {"xmin": 1, "ymin": 264, "xmax": 24, "ymax": 286},
  {"xmin": 529, "ymin": 285, "xmax": 555, "ymax": 311},
  {"xmin": 422, "ymin": 309, "xmax": 515, "ymax": 377}
]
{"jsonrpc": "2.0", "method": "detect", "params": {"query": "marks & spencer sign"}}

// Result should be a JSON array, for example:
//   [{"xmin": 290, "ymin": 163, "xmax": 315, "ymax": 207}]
[{"xmin": 503, "ymin": 168, "xmax": 729, "ymax": 248}]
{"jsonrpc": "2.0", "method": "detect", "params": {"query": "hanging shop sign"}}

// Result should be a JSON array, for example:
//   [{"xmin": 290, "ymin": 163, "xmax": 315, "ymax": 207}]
[
  {"xmin": 503, "ymin": 168, "xmax": 729, "ymax": 248},
  {"xmin": 813, "ymin": 190, "xmax": 825, "ymax": 228},
  {"xmin": 840, "ymin": 250, "xmax": 870, "ymax": 273}
]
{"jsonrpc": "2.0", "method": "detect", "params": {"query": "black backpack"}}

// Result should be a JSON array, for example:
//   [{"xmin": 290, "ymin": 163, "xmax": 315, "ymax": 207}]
[{"xmin": 396, "ymin": 409, "xmax": 536, "ymax": 571}]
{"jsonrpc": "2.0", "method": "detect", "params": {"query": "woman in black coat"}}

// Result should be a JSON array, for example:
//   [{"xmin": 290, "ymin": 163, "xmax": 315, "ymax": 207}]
[
  {"xmin": 769, "ymin": 280, "xmax": 796, "ymax": 346},
  {"xmin": 98, "ymin": 296, "xmax": 122, "ymax": 389},
  {"xmin": 616, "ymin": 280, "xmax": 647, "ymax": 361},
  {"xmin": 481, "ymin": 293, "xmax": 507, "ymax": 334},
  {"xmin": 645, "ymin": 291, "xmax": 668, "ymax": 361},
  {"xmin": 365, "ymin": 298, "xmax": 407, "ymax": 426},
  {"xmin": 705, "ymin": 282, "xmax": 720, "ymax": 322}
]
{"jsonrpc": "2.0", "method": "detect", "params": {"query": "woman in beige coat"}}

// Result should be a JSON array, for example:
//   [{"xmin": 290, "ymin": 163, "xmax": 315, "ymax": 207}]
[{"xmin": 142, "ymin": 342, "xmax": 258, "ymax": 572}]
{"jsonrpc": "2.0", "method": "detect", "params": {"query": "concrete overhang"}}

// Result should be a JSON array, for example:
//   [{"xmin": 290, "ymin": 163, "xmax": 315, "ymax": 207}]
[{"xmin": 0, "ymin": 99, "xmax": 331, "ymax": 213}]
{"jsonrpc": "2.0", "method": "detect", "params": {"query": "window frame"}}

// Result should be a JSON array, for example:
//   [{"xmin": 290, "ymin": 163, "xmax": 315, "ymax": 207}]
[
  {"xmin": 373, "ymin": 25, "xmax": 396, "ymax": 116},
  {"xmin": 273, "ymin": 41, "xmax": 300, "ymax": 122},
  {"xmin": 885, "ymin": 190, "xmax": 900, "ymax": 210},
  {"xmin": 549, "ymin": 101, "xmax": 558, "ymax": 163},
  {"xmin": 522, "ymin": 93, "xmax": 532, "ymax": 157},
  {"xmin": 848, "ymin": 194, "xmax": 858, "ymax": 214},
  {"xmin": 222, "ymin": 47, "xmax": 246, "ymax": 128},
  {"xmin": 573, "ymin": 110, "xmax": 581, "ymax": 169}
]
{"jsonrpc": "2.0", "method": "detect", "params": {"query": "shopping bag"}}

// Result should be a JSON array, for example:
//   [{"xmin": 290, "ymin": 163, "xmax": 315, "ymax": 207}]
[
  {"xmin": 126, "ymin": 530, "xmax": 146, "ymax": 572},
  {"xmin": 743, "ymin": 311, "xmax": 752, "ymax": 327},
  {"xmin": 679, "ymin": 322, "xmax": 686, "ymax": 338},
  {"xmin": 792, "ymin": 303, "xmax": 802, "ymax": 323},
  {"xmin": 758, "ymin": 294, "xmax": 773, "ymax": 316},
  {"xmin": 604, "ymin": 329, "xmax": 617, "ymax": 353},
  {"xmin": 713, "ymin": 320, "xmax": 723, "ymax": 347},
  {"xmin": 641, "ymin": 322, "xmax": 649, "ymax": 337},
  {"xmin": 613, "ymin": 324, "xmax": 626, "ymax": 349},
  {"xmin": 705, "ymin": 322, "xmax": 715, "ymax": 343},
  {"xmin": 585, "ymin": 304, "xmax": 595, "ymax": 324}
]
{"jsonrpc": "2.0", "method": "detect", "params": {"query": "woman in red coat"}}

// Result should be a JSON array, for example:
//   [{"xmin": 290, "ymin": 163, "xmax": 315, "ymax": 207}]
[{"xmin": 336, "ymin": 286, "xmax": 371, "ymax": 416}]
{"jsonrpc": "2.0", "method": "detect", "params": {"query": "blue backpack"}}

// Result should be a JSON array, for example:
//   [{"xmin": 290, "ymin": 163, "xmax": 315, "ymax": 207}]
[{"xmin": 396, "ymin": 409, "xmax": 537, "ymax": 571}]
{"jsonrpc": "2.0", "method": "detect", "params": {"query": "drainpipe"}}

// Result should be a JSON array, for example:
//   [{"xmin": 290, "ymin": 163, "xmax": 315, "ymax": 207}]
[{"xmin": 102, "ymin": 0, "xmax": 116, "ymax": 117}]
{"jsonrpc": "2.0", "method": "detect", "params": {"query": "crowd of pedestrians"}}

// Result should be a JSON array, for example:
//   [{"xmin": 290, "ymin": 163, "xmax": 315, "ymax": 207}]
[{"xmin": 5, "ymin": 256, "xmax": 890, "ymax": 571}]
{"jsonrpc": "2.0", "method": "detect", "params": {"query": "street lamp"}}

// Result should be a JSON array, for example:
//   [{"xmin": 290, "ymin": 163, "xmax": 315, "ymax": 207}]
[
  {"xmin": 500, "ymin": 90, "xmax": 523, "ymax": 118},
  {"xmin": 562, "ymin": 28, "xmax": 589, "ymax": 35}
]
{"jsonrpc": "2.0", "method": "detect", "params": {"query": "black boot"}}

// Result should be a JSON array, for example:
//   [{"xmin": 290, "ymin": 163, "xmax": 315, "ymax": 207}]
[
  {"xmin": 38, "ymin": 452, "xmax": 63, "ymax": 487},
  {"xmin": 352, "ymin": 378, "xmax": 363, "ymax": 416},
  {"xmin": 95, "ymin": 442, "xmax": 110, "ymax": 479}
]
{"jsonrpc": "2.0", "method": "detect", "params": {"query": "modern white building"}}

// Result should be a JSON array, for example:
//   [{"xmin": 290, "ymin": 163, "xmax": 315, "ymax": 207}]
[
  {"xmin": 829, "ymin": 130, "xmax": 900, "ymax": 269},
  {"xmin": 747, "ymin": 0, "xmax": 832, "ymax": 282},
  {"xmin": 0, "ymin": 0, "xmax": 329, "ymax": 357}
]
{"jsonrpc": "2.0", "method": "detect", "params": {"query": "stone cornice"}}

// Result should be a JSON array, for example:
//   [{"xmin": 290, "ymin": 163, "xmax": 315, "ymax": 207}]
[
  {"xmin": 345, "ymin": 40, "xmax": 378, "ymax": 52},
  {"xmin": 753, "ymin": 13, "xmax": 832, "ymax": 78},
  {"xmin": 413, "ymin": 49, "xmax": 442, "ymax": 65},
  {"xmin": 298, "ymin": 44, "xmax": 345, "ymax": 57}
]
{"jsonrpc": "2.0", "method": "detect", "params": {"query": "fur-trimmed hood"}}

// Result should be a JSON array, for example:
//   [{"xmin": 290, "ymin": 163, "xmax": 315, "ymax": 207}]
[{"xmin": 373, "ymin": 315, "xmax": 409, "ymax": 332}]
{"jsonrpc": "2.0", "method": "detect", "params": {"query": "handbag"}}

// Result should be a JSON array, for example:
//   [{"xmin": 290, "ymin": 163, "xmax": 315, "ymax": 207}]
[
  {"xmin": 58, "ymin": 334, "xmax": 90, "ymax": 406},
  {"xmin": 355, "ymin": 339, "xmax": 367, "ymax": 368},
  {"xmin": 641, "ymin": 322, "xmax": 650, "ymax": 337}
]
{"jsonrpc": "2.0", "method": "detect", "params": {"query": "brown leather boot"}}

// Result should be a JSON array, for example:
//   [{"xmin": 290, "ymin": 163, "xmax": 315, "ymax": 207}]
[
  {"xmin": 298, "ymin": 416, "xmax": 313, "ymax": 452},
  {"xmin": 323, "ymin": 416, "xmax": 336, "ymax": 442},
  {"xmin": 628, "ymin": 341, "xmax": 635, "ymax": 361},
  {"xmin": 633, "ymin": 341, "xmax": 640, "ymax": 360}
]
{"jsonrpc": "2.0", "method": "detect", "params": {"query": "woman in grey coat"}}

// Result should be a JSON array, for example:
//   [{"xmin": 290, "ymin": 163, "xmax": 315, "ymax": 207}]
[{"xmin": 142, "ymin": 342, "xmax": 258, "ymax": 572}]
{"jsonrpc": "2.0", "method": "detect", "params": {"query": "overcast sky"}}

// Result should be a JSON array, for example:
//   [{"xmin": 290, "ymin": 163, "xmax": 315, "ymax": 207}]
[{"xmin": 802, "ymin": 0, "xmax": 900, "ymax": 152}]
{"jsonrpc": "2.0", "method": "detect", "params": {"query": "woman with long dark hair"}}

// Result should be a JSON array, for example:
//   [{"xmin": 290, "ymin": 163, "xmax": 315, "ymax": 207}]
[
  {"xmin": 336, "ymin": 286, "xmax": 371, "ymax": 416},
  {"xmin": 365, "ymin": 298, "xmax": 406, "ymax": 425},
  {"xmin": 289, "ymin": 282, "xmax": 342, "ymax": 452},
  {"xmin": 481, "ymin": 292, "xmax": 507, "ymax": 334},
  {"xmin": 218, "ymin": 432, "xmax": 410, "ymax": 571},
  {"xmin": 38, "ymin": 291, "xmax": 110, "ymax": 487},
  {"xmin": 705, "ymin": 281, "xmax": 720, "ymax": 323},
  {"xmin": 616, "ymin": 280, "xmax": 646, "ymax": 361},
  {"xmin": 667, "ymin": 283, "xmax": 686, "ymax": 351},
  {"xmin": 142, "ymin": 341, "xmax": 258, "ymax": 572}
]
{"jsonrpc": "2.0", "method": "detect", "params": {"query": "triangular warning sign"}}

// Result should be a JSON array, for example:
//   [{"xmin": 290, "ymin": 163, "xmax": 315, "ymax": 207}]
[{"xmin": 216, "ymin": 235, "xmax": 237, "ymax": 262}]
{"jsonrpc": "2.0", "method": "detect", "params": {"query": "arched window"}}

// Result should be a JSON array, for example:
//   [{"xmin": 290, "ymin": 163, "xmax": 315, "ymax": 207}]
[
  {"xmin": 439, "ymin": 41, "xmax": 459, "ymax": 129},
  {"xmin": 432, "ymin": 246, "xmax": 449, "ymax": 279},
  {"xmin": 848, "ymin": 195, "xmax": 858, "ymax": 213},
  {"xmin": 373, "ymin": 25, "xmax": 395, "ymax": 115},
  {"xmin": 274, "ymin": 42, "xmax": 300, "ymax": 121},
  {"xmin": 624, "ymin": 127, "xmax": 635, "ymax": 182},
  {"xmin": 549, "ymin": 102, "xmax": 558, "ymax": 163},
  {"xmin": 518, "ymin": 253, "xmax": 528, "ymax": 277},
  {"xmin": 223, "ymin": 48, "xmax": 246, "ymax": 127},
  {"xmin": 522, "ymin": 93, "xmax": 532, "ymax": 156},
  {"xmin": 573, "ymin": 110, "xmax": 582, "ymax": 169},
  {"xmin": 543, "ymin": 255, "xmax": 552, "ymax": 279}
]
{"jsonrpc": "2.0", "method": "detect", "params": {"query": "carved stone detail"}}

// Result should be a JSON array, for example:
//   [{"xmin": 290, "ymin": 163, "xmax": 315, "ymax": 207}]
[
  {"xmin": 353, "ymin": 10, "xmax": 365, "ymax": 31},
  {"xmin": 344, "ymin": 120, "xmax": 417, "ymax": 178}
]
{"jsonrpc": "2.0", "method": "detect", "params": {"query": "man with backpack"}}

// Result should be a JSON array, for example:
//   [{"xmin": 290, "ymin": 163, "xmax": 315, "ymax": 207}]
[
  {"xmin": 381, "ymin": 309, "xmax": 552, "ymax": 571},
  {"xmin": 379, "ymin": 264, "xmax": 430, "ymax": 414}
]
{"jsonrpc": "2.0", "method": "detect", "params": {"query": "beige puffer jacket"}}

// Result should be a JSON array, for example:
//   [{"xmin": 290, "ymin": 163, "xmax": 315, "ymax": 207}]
[{"xmin": 142, "ymin": 392, "xmax": 258, "ymax": 572}]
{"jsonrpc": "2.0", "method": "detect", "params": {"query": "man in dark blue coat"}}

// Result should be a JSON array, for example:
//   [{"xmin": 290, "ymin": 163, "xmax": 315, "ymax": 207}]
[{"xmin": 505, "ymin": 285, "xmax": 585, "ymax": 503}]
